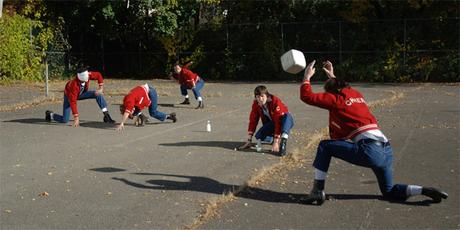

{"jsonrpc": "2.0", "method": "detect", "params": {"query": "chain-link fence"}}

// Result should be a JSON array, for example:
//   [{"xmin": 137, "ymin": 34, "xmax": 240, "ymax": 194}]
[{"xmin": 46, "ymin": 17, "xmax": 459, "ymax": 82}]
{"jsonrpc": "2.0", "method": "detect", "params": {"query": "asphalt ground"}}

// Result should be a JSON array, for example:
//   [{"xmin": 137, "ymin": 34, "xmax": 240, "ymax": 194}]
[{"xmin": 0, "ymin": 80, "xmax": 458, "ymax": 229}]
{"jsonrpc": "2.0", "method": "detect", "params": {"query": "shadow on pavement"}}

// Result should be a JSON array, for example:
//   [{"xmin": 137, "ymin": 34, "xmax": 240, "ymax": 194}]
[
  {"xmin": 79, "ymin": 121, "xmax": 117, "ymax": 129},
  {"xmin": 89, "ymin": 167, "xmax": 127, "ymax": 173},
  {"xmin": 159, "ymin": 141, "xmax": 281, "ymax": 156},
  {"xmin": 3, "ymin": 118, "xmax": 61, "ymax": 126},
  {"xmin": 327, "ymin": 194, "xmax": 433, "ymax": 206},
  {"xmin": 158, "ymin": 103, "xmax": 175, "ymax": 107},
  {"xmin": 112, "ymin": 173, "xmax": 309, "ymax": 204},
  {"xmin": 158, "ymin": 103, "xmax": 199, "ymax": 109},
  {"xmin": 4, "ymin": 118, "xmax": 116, "ymax": 129},
  {"xmin": 159, "ymin": 141, "xmax": 246, "ymax": 151},
  {"xmin": 109, "ymin": 173, "xmax": 437, "ymax": 206}
]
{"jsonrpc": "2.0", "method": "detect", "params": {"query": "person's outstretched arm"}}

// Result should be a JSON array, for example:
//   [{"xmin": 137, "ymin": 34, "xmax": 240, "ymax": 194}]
[
  {"xmin": 117, "ymin": 112, "xmax": 130, "ymax": 131},
  {"xmin": 322, "ymin": 60, "xmax": 336, "ymax": 79},
  {"xmin": 300, "ymin": 60, "xmax": 337, "ymax": 110}
]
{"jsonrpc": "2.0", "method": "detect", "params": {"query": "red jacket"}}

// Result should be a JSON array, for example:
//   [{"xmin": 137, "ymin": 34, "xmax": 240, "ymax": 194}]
[
  {"xmin": 123, "ymin": 85, "xmax": 151, "ymax": 115},
  {"xmin": 248, "ymin": 94, "xmax": 289, "ymax": 138},
  {"xmin": 300, "ymin": 81, "xmax": 379, "ymax": 140},
  {"xmin": 174, "ymin": 67, "xmax": 200, "ymax": 89},
  {"xmin": 64, "ymin": 71, "xmax": 104, "ymax": 116}
]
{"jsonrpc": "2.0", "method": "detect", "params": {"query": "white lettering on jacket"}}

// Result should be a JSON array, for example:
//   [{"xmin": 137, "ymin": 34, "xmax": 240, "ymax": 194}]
[{"xmin": 345, "ymin": 97, "xmax": 366, "ymax": 106}]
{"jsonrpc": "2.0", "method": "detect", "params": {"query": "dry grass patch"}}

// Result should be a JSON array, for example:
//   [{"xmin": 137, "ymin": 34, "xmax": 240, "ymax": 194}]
[
  {"xmin": 185, "ymin": 192, "xmax": 237, "ymax": 230},
  {"xmin": 0, "ymin": 95, "xmax": 61, "ymax": 112}
]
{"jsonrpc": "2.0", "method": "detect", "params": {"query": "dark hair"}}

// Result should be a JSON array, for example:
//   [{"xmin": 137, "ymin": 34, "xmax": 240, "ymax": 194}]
[
  {"xmin": 324, "ymin": 78, "xmax": 349, "ymax": 94},
  {"xmin": 76, "ymin": 65, "xmax": 88, "ymax": 74},
  {"xmin": 119, "ymin": 104, "xmax": 125, "ymax": 115},
  {"xmin": 254, "ymin": 85, "xmax": 269, "ymax": 97}
]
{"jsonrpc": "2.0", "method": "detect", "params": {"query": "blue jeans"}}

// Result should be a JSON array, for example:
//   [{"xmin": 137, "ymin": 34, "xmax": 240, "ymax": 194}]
[
  {"xmin": 313, "ymin": 139, "xmax": 408, "ymax": 200},
  {"xmin": 53, "ymin": 91, "xmax": 107, "ymax": 123},
  {"xmin": 180, "ymin": 78, "xmax": 205, "ymax": 99},
  {"xmin": 255, "ymin": 113, "xmax": 294, "ymax": 140},
  {"xmin": 133, "ymin": 86, "xmax": 166, "ymax": 121}
]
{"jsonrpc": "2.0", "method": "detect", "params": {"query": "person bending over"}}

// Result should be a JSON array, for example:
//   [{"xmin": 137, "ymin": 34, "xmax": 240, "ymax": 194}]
[{"xmin": 117, "ymin": 83, "xmax": 177, "ymax": 131}]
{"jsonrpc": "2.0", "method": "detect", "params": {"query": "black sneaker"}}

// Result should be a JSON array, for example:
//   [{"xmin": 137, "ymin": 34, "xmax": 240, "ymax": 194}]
[
  {"xmin": 195, "ymin": 101, "xmax": 204, "ymax": 109},
  {"xmin": 422, "ymin": 187, "xmax": 448, "ymax": 203},
  {"xmin": 305, "ymin": 188, "xmax": 326, "ymax": 205},
  {"xmin": 304, "ymin": 180, "xmax": 326, "ymax": 205},
  {"xmin": 135, "ymin": 114, "xmax": 149, "ymax": 126},
  {"xmin": 168, "ymin": 113, "xmax": 177, "ymax": 123},
  {"xmin": 279, "ymin": 138, "xmax": 287, "ymax": 156},
  {"xmin": 180, "ymin": 98, "xmax": 190, "ymax": 105},
  {"xmin": 103, "ymin": 112, "xmax": 116, "ymax": 124},
  {"xmin": 45, "ymin": 110, "xmax": 52, "ymax": 122}
]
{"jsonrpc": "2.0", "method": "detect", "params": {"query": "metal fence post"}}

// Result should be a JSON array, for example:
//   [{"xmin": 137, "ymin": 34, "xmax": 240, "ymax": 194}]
[
  {"xmin": 45, "ymin": 56, "xmax": 49, "ymax": 97},
  {"xmin": 280, "ymin": 23, "xmax": 284, "ymax": 52},
  {"xmin": 0, "ymin": 0, "xmax": 3, "ymax": 18},
  {"xmin": 339, "ymin": 21, "xmax": 342, "ymax": 64},
  {"xmin": 403, "ymin": 19, "xmax": 407, "ymax": 75}
]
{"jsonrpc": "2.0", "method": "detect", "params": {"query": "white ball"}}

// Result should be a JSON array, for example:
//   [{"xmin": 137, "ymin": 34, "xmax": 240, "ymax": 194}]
[{"xmin": 280, "ymin": 49, "xmax": 306, "ymax": 74}]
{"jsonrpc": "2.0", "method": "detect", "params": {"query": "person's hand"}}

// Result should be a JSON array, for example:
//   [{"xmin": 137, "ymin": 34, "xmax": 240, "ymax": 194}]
[
  {"xmin": 73, "ymin": 116, "xmax": 80, "ymax": 127},
  {"xmin": 272, "ymin": 138, "xmax": 280, "ymax": 152},
  {"xmin": 322, "ymin": 60, "xmax": 336, "ymax": 79},
  {"xmin": 238, "ymin": 135, "xmax": 253, "ymax": 150},
  {"xmin": 238, "ymin": 141, "xmax": 252, "ymax": 150},
  {"xmin": 116, "ymin": 123, "xmax": 124, "ymax": 132},
  {"xmin": 303, "ymin": 60, "xmax": 316, "ymax": 82},
  {"xmin": 95, "ymin": 86, "xmax": 104, "ymax": 96}
]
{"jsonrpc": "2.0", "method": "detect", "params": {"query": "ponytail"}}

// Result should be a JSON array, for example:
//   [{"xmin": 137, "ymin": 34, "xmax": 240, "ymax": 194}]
[{"xmin": 324, "ymin": 79, "xmax": 349, "ymax": 94}]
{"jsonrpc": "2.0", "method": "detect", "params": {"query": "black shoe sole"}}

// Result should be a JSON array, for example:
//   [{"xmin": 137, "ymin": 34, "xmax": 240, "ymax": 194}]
[{"xmin": 45, "ymin": 110, "xmax": 52, "ymax": 122}]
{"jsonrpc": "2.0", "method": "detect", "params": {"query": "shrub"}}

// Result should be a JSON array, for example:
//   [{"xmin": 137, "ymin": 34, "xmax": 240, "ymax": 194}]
[{"xmin": 0, "ymin": 13, "xmax": 52, "ymax": 82}]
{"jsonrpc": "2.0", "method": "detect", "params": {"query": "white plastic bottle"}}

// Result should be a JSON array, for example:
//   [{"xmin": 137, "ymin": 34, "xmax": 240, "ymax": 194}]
[
  {"xmin": 256, "ymin": 139, "xmax": 262, "ymax": 152},
  {"xmin": 206, "ymin": 120, "xmax": 211, "ymax": 132}
]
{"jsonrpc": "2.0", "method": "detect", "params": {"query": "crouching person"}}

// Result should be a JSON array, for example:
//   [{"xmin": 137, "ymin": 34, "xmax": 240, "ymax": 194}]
[
  {"xmin": 171, "ymin": 62, "xmax": 205, "ymax": 109},
  {"xmin": 116, "ymin": 83, "xmax": 177, "ymax": 131},
  {"xmin": 300, "ymin": 60, "xmax": 448, "ymax": 205},
  {"xmin": 238, "ymin": 85, "xmax": 294, "ymax": 156},
  {"xmin": 45, "ymin": 67, "xmax": 115, "ymax": 127}
]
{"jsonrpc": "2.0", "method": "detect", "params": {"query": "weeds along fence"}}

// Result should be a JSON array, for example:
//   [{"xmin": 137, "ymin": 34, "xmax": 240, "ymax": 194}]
[{"xmin": 45, "ymin": 17, "xmax": 459, "ymax": 82}]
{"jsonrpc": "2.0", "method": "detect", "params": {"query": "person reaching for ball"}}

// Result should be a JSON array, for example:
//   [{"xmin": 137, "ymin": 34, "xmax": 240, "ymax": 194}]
[{"xmin": 300, "ymin": 60, "xmax": 448, "ymax": 205}]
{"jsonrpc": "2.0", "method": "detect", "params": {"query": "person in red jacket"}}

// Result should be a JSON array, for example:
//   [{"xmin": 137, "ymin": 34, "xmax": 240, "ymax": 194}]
[
  {"xmin": 300, "ymin": 60, "xmax": 448, "ymax": 205},
  {"xmin": 238, "ymin": 85, "xmax": 294, "ymax": 156},
  {"xmin": 171, "ymin": 61, "xmax": 205, "ymax": 109},
  {"xmin": 45, "ymin": 67, "xmax": 115, "ymax": 127},
  {"xmin": 116, "ymin": 83, "xmax": 177, "ymax": 131}
]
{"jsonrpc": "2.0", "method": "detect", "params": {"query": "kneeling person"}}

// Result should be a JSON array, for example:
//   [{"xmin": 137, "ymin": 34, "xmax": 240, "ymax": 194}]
[
  {"xmin": 45, "ymin": 67, "xmax": 115, "ymax": 127},
  {"xmin": 117, "ymin": 83, "xmax": 177, "ymax": 131},
  {"xmin": 239, "ymin": 85, "xmax": 294, "ymax": 156}
]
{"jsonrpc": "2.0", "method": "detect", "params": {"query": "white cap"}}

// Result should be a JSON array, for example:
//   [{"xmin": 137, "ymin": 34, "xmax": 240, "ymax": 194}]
[{"xmin": 77, "ymin": 70, "xmax": 89, "ymax": 82}]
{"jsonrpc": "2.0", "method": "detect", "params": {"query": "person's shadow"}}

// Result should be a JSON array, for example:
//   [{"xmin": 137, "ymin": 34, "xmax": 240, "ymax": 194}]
[
  {"xmin": 111, "ymin": 173, "xmax": 436, "ymax": 206},
  {"xmin": 112, "ymin": 173, "xmax": 309, "ymax": 204},
  {"xmin": 3, "ymin": 118, "xmax": 116, "ymax": 129}
]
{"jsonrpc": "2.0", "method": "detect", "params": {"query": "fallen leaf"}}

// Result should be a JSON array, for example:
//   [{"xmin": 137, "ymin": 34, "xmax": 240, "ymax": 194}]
[{"xmin": 39, "ymin": 192, "xmax": 49, "ymax": 197}]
